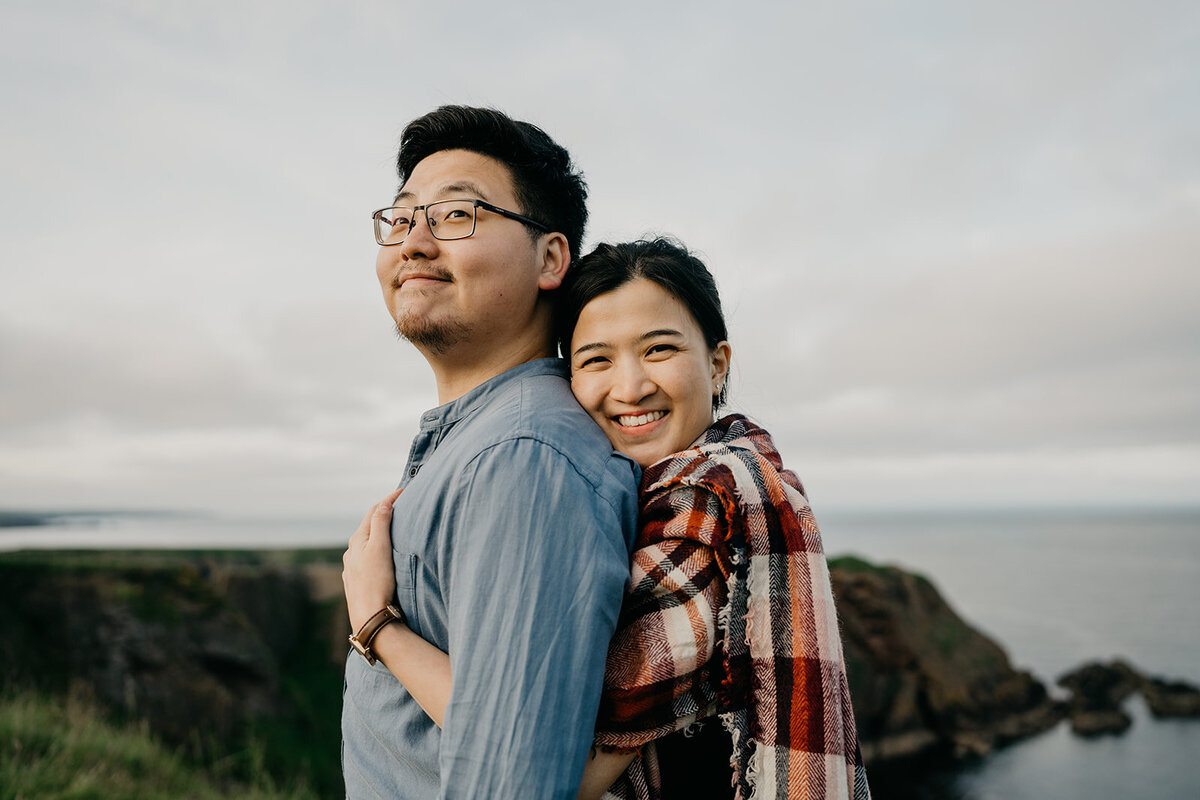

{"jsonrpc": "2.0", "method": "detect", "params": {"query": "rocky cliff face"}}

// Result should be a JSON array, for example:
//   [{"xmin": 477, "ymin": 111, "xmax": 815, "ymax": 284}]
[
  {"xmin": 0, "ymin": 554, "xmax": 344, "ymax": 752},
  {"xmin": 2, "ymin": 550, "xmax": 1193, "ymax": 780},
  {"xmin": 829, "ymin": 556, "xmax": 1064, "ymax": 763}
]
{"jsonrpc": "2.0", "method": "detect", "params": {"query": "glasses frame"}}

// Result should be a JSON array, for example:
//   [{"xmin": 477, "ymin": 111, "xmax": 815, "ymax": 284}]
[{"xmin": 371, "ymin": 198, "xmax": 551, "ymax": 246}]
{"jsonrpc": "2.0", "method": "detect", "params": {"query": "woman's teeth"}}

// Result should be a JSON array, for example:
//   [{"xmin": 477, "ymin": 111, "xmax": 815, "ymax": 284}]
[{"xmin": 616, "ymin": 411, "xmax": 667, "ymax": 428}]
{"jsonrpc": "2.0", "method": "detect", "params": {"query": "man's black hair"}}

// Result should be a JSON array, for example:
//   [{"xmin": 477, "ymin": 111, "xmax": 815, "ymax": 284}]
[{"xmin": 397, "ymin": 106, "xmax": 589, "ymax": 262}]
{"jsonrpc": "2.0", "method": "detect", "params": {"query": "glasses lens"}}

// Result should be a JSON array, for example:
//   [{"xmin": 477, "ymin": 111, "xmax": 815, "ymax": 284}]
[
  {"xmin": 427, "ymin": 200, "xmax": 476, "ymax": 240},
  {"xmin": 375, "ymin": 207, "xmax": 412, "ymax": 245}
]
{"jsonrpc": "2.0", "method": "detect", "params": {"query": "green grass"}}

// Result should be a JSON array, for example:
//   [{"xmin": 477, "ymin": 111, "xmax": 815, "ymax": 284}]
[
  {"xmin": 828, "ymin": 554, "xmax": 890, "ymax": 574},
  {"xmin": 932, "ymin": 618, "xmax": 971, "ymax": 658},
  {"xmin": 248, "ymin": 597, "xmax": 349, "ymax": 798},
  {"xmin": 0, "ymin": 549, "xmax": 349, "ymax": 798},
  {"xmin": 829, "ymin": 554, "xmax": 937, "ymax": 589},
  {"xmin": 0, "ymin": 548, "xmax": 344, "ymax": 571},
  {"xmin": 0, "ymin": 689, "xmax": 322, "ymax": 800}
]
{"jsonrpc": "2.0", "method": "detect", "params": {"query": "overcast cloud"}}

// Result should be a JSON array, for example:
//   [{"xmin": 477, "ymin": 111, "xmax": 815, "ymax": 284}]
[{"xmin": 1, "ymin": 1, "xmax": 1197, "ymax": 515}]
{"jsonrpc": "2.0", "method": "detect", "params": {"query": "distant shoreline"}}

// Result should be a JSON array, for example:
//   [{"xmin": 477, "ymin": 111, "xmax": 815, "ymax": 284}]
[
  {"xmin": 0, "ymin": 511, "xmax": 52, "ymax": 528},
  {"xmin": 6, "ymin": 503, "xmax": 1199, "ymax": 529},
  {"xmin": 0, "ymin": 509, "xmax": 210, "ymax": 529}
]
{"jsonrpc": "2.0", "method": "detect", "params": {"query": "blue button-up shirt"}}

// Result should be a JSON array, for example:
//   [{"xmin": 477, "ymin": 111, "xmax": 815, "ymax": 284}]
[{"xmin": 342, "ymin": 358, "xmax": 640, "ymax": 799}]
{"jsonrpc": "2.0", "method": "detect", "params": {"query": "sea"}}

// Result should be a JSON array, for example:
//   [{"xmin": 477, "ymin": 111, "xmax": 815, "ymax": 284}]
[
  {"xmin": 4, "ymin": 505, "xmax": 1198, "ymax": 799},
  {"xmin": 819, "ymin": 506, "xmax": 1200, "ymax": 800}
]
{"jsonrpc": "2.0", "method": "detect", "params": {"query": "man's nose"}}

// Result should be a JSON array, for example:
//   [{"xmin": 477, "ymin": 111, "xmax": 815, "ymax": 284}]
[{"xmin": 399, "ymin": 209, "xmax": 439, "ymax": 260}]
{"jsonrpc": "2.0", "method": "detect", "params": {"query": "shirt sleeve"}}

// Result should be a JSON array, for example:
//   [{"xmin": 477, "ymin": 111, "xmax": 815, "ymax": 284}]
[
  {"xmin": 594, "ymin": 482, "xmax": 732, "ymax": 747},
  {"xmin": 437, "ymin": 437, "xmax": 635, "ymax": 799}
]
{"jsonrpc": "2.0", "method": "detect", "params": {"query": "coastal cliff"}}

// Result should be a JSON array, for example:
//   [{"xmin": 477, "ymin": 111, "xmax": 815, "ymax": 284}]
[
  {"xmin": 829, "ymin": 556, "xmax": 1064, "ymax": 764},
  {"xmin": 1, "ymin": 550, "xmax": 1195, "ymax": 796},
  {"xmin": 0, "ymin": 551, "xmax": 350, "ymax": 796}
]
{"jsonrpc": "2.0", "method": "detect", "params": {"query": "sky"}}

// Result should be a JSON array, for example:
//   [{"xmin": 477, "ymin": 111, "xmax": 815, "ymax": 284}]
[{"xmin": 1, "ymin": 0, "xmax": 1197, "ymax": 518}]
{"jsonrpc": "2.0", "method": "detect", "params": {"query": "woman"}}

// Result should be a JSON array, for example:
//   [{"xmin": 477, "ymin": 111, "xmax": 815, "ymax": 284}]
[{"xmin": 343, "ymin": 238, "xmax": 870, "ymax": 800}]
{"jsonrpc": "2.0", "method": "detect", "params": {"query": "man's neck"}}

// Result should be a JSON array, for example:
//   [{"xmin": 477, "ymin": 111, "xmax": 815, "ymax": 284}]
[{"xmin": 425, "ymin": 336, "xmax": 558, "ymax": 405}]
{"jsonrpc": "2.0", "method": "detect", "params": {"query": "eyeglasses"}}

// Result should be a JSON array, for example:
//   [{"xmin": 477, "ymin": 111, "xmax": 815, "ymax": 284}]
[{"xmin": 371, "ymin": 198, "xmax": 550, "ymax": 246}]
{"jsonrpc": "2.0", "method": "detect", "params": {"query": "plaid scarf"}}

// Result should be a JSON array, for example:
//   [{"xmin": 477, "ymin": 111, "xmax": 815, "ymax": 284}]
[{"xmin": 595, "ymin": 415, "xmax": 870, "ymax": 800}]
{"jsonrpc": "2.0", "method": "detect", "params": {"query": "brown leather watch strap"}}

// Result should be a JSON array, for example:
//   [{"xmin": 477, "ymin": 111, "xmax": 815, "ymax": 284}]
[{"xmin": 348, "ymin": 603, "xmax": 405, "ymax": 665}]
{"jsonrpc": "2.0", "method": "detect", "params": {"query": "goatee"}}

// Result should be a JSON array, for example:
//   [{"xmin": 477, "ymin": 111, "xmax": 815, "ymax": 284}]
[{"xmin": 395, "ymin": 316, "xmax": 471, "ymax": 356}]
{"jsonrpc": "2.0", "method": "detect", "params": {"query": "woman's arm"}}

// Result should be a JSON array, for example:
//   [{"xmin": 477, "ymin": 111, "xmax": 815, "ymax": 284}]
[
  {"xmin": 343, "ymin": 490, "xmax": 452, "ymax": 727},
  {"xmin": 344, "ymin": 492, "xmax": 635, "ymax": 795},
  {"xmin": 577, "ymin": 750, "xmax": 636, "ymax": 800},
  {"xmin": 365, "ymin": 619, "xmax": 452, "ymax": 727},
  {"xmin": 592, "ymin": 482, "xmax": 732, "ymax": 751},
  {"xmin": 579, "ymin": 486, "xmax": 734, "ymax": 798}
]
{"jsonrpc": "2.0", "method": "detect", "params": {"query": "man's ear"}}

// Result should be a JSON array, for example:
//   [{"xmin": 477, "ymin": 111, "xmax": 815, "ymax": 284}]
[{"xmin": 537, "ymin": 233, "xmax": 571, "ymax": 291}]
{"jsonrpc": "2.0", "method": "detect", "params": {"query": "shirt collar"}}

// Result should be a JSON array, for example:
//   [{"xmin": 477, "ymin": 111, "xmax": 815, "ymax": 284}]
[{"xmin": 418, "ymin": 358, "xmax": 569, "ymax": 431}]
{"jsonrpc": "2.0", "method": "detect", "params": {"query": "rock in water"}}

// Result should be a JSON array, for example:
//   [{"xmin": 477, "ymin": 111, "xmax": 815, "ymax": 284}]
[
  {"xmin": 1057, "ymin": 660, "xmax": 1141, "ymax": 706},
  {"xmin": 1141, "ymin": 677, "xmax": 1200, "ymax": 718},
  {"xmin": 1070, "ymin": 708, "xmax": 1133, "ymax": 736},
  {"xmin": 1057, "ymin": 660, "xmax": 1140, "ymax": 735},
  {"xmin": 1057, "ymin": 659, "xmax": 1200, "ymax": 726}
]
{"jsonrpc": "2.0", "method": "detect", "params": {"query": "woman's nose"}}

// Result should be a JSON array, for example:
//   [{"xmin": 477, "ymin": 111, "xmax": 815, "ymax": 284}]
[{"xmin": 611, "ymin": 361, "xmax": 655, "ymax": 404}]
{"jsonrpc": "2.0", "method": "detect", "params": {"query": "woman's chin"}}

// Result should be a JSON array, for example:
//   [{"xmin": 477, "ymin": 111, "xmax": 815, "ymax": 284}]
[
  {"xmin": 617, "ymin": 439, "xmax": 676, "ymax": 469},
  {"xmin": 606, "ymin": 438, "xmax": 664, "ymax": 469},
  {"xmin": 606, "ymin": 418, "xmax": 713, "ymax": 469}
]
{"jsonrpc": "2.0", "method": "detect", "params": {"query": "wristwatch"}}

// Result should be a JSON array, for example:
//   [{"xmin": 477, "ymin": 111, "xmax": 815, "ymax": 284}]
[{"xmin": 348, "ymin": 603, "xmax": 405, "ymax": 665}]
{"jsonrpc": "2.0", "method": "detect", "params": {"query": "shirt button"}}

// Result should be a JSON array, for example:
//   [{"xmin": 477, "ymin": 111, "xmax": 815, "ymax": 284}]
[{"xmin": 408, "ymin": 466, "xmax": 419, "ymax": 478}]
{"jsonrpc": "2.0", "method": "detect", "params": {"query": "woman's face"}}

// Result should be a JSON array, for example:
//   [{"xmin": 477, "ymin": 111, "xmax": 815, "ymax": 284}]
[{"xmin": 569, "ymin": 278, "xmax": 731, "ymax": 468}]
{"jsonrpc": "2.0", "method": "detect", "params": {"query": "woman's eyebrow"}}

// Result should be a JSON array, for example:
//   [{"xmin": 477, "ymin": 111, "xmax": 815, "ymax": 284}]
[
  {"xmin": 638, "ymin": 329, "xmax": 683, "ymax": 342},
  {"xmin": 573, "ymin": 329, "xmax": 683, "ymax": 358},
  {"xmin": 572, "ymin": 341, "xmax": 608, "ymax": 357}
]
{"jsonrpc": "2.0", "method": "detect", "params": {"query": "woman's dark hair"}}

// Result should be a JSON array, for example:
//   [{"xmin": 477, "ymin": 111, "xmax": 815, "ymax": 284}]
[
  {"xmin": 557, "ymin": 237, "xmax": 731, "ymax": 408},
  {"xmin": 396, "ymin": 106, "xmax": 589, "ymax": 262}
]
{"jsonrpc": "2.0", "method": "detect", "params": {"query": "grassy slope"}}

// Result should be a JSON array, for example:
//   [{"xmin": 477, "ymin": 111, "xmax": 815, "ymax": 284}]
[
  {"xmin": 0, "ymin": 548, "xmax": 348, "ymax": 799},
  {"xmin": 0, "ymin": 689, "xmax": 319, "ymax": 800}
]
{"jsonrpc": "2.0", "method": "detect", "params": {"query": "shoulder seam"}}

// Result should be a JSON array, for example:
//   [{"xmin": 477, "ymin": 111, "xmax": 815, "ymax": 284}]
[{"xmin": 462, "ymin": 434, "xmax": 633, "ymax": 521}]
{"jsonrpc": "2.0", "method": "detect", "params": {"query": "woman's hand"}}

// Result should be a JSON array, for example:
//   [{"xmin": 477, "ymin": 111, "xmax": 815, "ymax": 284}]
[
  {"xmin": 341, "ymin": 486, "xmax": 455, "ymax": 728},
  {"xmin": 343, "ymin": 488, "xmax": 404, "ymax": 632}
]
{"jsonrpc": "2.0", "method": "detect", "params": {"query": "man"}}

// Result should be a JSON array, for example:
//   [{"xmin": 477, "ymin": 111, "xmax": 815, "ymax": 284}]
[{"xmin": 340, "ymin": 106, "xmax": 640, "ymax": 798}]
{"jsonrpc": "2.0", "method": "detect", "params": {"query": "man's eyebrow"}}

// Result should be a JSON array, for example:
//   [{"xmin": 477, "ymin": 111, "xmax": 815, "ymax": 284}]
[
  {"xmin": 394, "ymin": 181, "xmax": 490, "ymax": 204},
  {"xmin": 441, "ymin": 181, "xmax": 489, "ymax": 199}
]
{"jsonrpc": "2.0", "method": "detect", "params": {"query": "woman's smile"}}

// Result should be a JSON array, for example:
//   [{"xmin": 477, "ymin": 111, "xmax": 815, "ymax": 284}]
[
  {"xmin": 615, "ymin": 410, "xmax": 668, "ymax": 429},
  {"xmin": 570, "ymin": 279, "xmax": 730, "ymax": 468}
]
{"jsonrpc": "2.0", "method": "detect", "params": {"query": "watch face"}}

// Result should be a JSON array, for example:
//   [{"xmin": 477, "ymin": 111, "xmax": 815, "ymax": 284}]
[{"xmin": 348, "ymin": 634, "xmax": 376, "ymax": 665}]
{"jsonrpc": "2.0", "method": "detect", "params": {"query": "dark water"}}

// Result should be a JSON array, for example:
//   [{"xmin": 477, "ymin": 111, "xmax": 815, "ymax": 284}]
[{"xmin": 820, "ymin": 506, "xmax": 1200, "ymax": 800}]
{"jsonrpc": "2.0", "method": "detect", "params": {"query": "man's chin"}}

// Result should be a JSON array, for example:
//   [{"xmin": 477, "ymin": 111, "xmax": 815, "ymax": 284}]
[{"xmin": 395, "ymin": 317, "xmax": 471, "ymax": 356}]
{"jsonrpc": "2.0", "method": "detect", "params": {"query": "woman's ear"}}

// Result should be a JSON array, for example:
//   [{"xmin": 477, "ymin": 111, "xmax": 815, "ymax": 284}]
[
  {"xmin": 537, "ymin": 233, "xmax": 571, "ymax": 291},
  {"xmin": 710, "ymin": 341, "xmax": 732, "ymax": 396}
]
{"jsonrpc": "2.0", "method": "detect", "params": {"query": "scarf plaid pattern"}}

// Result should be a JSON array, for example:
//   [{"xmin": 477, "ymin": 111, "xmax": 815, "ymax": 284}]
[{"xmin": 595, "ymin": 415, "xmax": 870, "ymax": 800}]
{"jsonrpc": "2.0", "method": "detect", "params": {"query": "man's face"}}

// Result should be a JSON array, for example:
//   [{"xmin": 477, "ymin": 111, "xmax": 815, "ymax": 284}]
[{"xmin": 376, "ymin": 149, "xmax": 549, "ymax": 356}]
